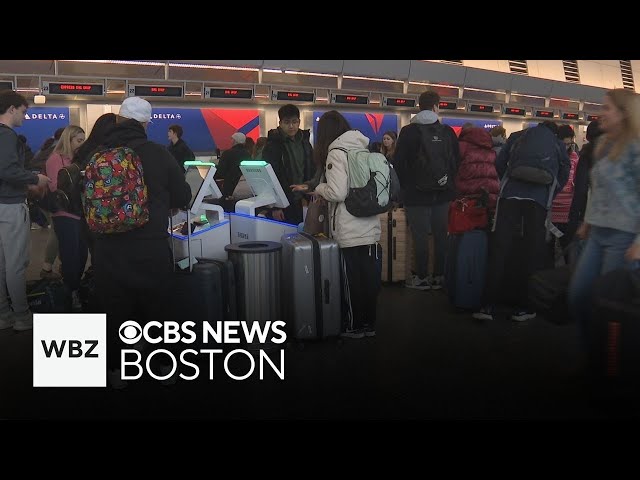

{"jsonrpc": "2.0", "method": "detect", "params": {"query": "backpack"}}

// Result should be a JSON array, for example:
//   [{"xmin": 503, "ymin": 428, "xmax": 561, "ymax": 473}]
[
  {"xmin": 330, "ymin": 147, "xmax": 400, "ymax": 217},
  {"xmin": 506, "ymin": 126, "xmax": 561, "ymax": 184},
  {"xmin": 55, "ymin": 163, "xmax": 83, "ymax": 215},
  {"xmin": 82, "ymin": 145, "xmax": 149, "ymax": 234},
  {"xmin": 413, "ymin": 123, "xmax": 456, "ymax": 192}
]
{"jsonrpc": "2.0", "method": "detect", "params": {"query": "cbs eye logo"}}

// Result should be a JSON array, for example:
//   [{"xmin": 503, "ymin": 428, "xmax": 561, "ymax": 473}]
[{"xmin": 119, "ymin": 320, "xmax": 142, "ymax": 345}]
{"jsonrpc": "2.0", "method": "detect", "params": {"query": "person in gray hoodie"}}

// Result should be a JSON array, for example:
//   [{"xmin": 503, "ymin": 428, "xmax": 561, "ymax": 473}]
[
  {"xmin": 394, "ymin": 90, "xmax": 461, "ymax": 290},
  {"xmin": 0, "ymin": 90, "xmax": 51, "ymax": 331},
  {"xmin": 293, "ymin": 111, "xmax": 381, "ymax": 338}
]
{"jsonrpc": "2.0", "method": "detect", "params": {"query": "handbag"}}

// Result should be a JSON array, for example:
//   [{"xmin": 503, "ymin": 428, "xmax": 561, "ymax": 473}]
[
  {"xmin": 448, "ymin": 196, "xmax": 488, "ymax": 234},
  {"xmin": 303, "ymin": 196, "xmax": 329, "ymax": 236}
]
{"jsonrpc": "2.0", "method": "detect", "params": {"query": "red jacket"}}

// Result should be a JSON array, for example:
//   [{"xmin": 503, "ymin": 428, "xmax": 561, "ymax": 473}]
[{"xmin": 455, "ymin": 127, "xmax": 500, "ymax": 209}]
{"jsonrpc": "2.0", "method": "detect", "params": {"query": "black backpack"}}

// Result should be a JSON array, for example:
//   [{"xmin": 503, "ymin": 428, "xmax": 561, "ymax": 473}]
[
  {"xmin": 413, "ymin": 123, "xmax": 455, "ymax": 192},
  {"xmin": 55, "ymin": 163, "xmax": 83, "ymax": 216}
]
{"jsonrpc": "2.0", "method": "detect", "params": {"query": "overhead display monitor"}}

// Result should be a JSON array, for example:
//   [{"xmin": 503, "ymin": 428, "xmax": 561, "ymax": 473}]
[
  {"xmin": 586, "ymin": 114, "xmax": 600, "ymax": 121},
  {"xmin": 42, "ymin": 81, "xmax": 104, "ymax": 96},
  {"xmin": 272, "ymin": 90, "xmax": 315, "ymax": 102},
  {"xmin": 384, "ymin": 97, "xmax": 416, "ymax": 108},
  {"xmin": 438, "ymin": 101, "xmax": 457, "ymax": 110},
  {"xmin": 535, "ymin": 110, "xmax": 554, "ymax": 118},
  {"xmin": 332, "ymin": 93, "xmax": 369, "ymax": 105},
  {"xmin": 205, "ymin": 87, "xmax": 253, "ymax": 99},
  {"xmin": 562, "ymin": 112, "xmax": 579, "ymax": 121},
  {"xmin": 0, "ymin": 81, "xmax": 14, "ymax": 91},
  {"xmin": 238, "ymin": 160, "xmax": 290, "ymax": 210},
  {"xmin": 129, "ymin": 84, "xmax": 183, "ymax": 98},
  {"xmin": 183, "ymin": 161, "xmax": 222, "ymax": 214},
  {"xmin": 504, "ymin": 107, "xmax": 526, "ymax": 116},
  {"xmin": 469, "ymin": 104, "xmax": 494, "ymax": 113}
]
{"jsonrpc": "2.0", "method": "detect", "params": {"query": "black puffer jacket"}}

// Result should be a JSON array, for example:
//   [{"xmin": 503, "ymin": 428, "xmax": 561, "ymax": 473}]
[{"xmin": 168, "ymin": 138, "xmax": 195, "ymax": 169}]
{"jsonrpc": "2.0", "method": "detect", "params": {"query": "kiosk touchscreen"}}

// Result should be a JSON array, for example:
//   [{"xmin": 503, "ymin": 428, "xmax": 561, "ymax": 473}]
[
  {"xmin": 170, "ymin": 161, "xmax": 230, "ymax": 263},
  {"xmin": 230, "ymin": 160, "xmax": 298, "ymax": 243}
]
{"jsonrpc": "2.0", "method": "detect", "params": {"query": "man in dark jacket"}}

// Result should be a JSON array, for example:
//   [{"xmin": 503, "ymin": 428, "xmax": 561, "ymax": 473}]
[
  {"xmin": 214, "ymin": 132, "xmax": 251, "ymax": 198},
  {"xmin": 91, "ymin": 97, "xmax": 191, "ymax": 388},
  {"xmin": 473, "ymin": 121, "xmax": 570, "ymax": 322},
  {"xmin": 261, "ymin": 104, "xmax": 314, "ymax": 224},
  {"xmin": 394, "ymin": 90, "xmax": 461, "ymax": 291},
  {"xmin": 0, "ymin": 90, "xmax": 50, "ymax": 332},
  {"xmin": 167, "ymin": 124, "xmax": 195, "ymax": 169}
]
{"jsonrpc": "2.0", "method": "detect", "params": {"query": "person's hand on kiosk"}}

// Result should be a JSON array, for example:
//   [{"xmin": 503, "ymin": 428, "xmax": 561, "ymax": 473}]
[{"xmin": 271, "ymin": 208, "xmax": 285, "ymax": 221}]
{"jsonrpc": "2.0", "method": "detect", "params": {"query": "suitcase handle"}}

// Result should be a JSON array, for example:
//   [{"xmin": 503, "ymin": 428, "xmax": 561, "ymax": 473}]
[{"xmin": 324, "ymin": 279, "xmax": 330, "ymax": 304}]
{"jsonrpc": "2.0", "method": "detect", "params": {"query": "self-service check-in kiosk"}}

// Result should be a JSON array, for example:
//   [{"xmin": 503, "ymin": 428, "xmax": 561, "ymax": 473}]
[
  {"xmin": 169, "ymin": 161, "xmax": 231, "ymax": 264},
  {"xmin": 229, "ymin": 160, "xmax": 298, "ymax": 243}
]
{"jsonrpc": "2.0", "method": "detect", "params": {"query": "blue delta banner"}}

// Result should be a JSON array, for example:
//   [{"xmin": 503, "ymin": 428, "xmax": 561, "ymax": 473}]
[
  {"xmin": 441, "ymin": 117, "xmax": 502, "ymax": 137},
  {"xmin": 14, "ymin": 107, "xmax": 70, "ymax": 153},
  {"xmin": 313, "ymin": 111, "xmax": 398, "ymax": 145}
]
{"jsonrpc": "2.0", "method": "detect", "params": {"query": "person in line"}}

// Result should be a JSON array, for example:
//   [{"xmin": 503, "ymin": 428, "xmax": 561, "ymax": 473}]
[
  {"xmin": 490, "ymin": 125, "xmax": 507, "ymax": 157},
  {"xmin": 380, "ymin": 131, "xmax": 397, "ymax": 164},
  {"xmin": 569, "ymin": 89, "xmax": 640, "ymax": 338},
  {"xmin": 45, "ymin": 125, "xmax": 87, "ymax": 311},
  {"xmin": 0, "ymin": 90, "xmax": 50, "ymax": 331},
  {"xmin": 91, "ymin": 97, "xmax": 191, "ymax": 389},
  {"xmin": 213, "ymin": 132, "xmax": 251, "ymax": 199},
  {"xmin": 254, "ymin": 136, "xmax": 268, "ymax": 159},
  {"xmin": 262, "ymin": 104, "xmax": 315, "ymax": 224},
  {"xmin": 394, "ymin": 90, "xmax": 461, "ymax": 291},
  {"xmin": 294, "ymin": 110, "xmax": 381, "ymax": 338},
  {"xmin": 167, "ymin": 124, "xmax": 195, "ymax": 170}
]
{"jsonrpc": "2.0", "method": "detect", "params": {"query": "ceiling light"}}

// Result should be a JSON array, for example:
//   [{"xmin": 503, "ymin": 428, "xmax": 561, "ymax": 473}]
[
  {"xmin": 343, "ymin": 75, "xmax": 403, "ymax": 84},
  {"xmin": 62, "ymin": 60, "xmax": 165, "ymax": 67},
  {"xmin": 33, "ymin": 94, "xmax": 46, "ymax": 104}
]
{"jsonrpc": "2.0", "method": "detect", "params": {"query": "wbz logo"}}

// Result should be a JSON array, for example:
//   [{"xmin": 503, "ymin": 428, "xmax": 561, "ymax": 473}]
[{"xmin": 33, "ymin": 314, "xmax": 106, "ymax": 387}]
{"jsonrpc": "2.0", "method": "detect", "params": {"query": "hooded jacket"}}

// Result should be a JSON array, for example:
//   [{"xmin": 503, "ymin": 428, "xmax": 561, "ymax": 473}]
[
  {"xmin": 393, "ymin": 110, "xmax": 460, "ymax": 206},
  {"xmin": 96, "ymin": 119, "xmax": 191, "ymax": 241},
  {"xmin": 0, "ymin": 124, "xmax": 38, "ymax": 203},
  {"xmin": 314, "ymin": 130, "xmax": 380, "ymax": 248},
  {"xmin": 456, "ymin": 127, "xmax": 500, "ymax": 209}
]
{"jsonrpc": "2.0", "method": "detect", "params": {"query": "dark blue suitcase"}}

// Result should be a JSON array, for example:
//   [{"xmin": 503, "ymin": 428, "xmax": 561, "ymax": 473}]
[{"xmin": 445, "ymin": 230, "xmax": 488, "ymax": 310}]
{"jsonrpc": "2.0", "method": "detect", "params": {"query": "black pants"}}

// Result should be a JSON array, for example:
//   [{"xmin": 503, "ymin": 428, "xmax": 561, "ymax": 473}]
[
  {"xmin": 93, "ymin": 238, "xmax": 172, "ymax": 370},
  {"xmin": 483, "ymin": 198, "xmax": 547, "ymax": 308},
  {"xmin": 341, "ymin": 244, "xmax": 381, "ymax": 331},
  {"xmin": 52, "ymin": 216, "xmax": 88, "ymax": 292}
]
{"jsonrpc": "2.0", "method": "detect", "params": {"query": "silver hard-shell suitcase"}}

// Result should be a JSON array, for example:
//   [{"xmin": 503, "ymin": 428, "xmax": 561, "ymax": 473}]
[{"xmin": 281, "ymin": 232, "xmax": 342, "ymax": 340}]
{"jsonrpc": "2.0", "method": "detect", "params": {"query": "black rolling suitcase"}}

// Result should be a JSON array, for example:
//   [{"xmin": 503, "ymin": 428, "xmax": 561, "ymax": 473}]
[
  {"xmin": 589, "ymin": 269, "xmax": 640, "ymax": 397},
  {"xmin": 528, "ymin": 265, "xmax": 572, "ymax": 324}
]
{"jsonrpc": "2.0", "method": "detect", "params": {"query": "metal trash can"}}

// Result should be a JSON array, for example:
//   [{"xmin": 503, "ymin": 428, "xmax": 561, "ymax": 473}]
[{"xmin": 224, "ymin": 241, "xmax": 282, "ymax": 324}]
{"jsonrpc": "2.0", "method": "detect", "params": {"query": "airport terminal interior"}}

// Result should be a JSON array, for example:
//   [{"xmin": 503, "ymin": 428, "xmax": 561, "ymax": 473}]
[{"xmin": 1, "ymin": 60, "xmax": 639, "ymax": 420}]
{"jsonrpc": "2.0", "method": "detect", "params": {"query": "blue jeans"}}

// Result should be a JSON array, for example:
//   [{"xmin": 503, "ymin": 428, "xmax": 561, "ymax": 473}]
[{"xmin": 568, "ymin": 226, "xmax": 636, "ymax": 341}]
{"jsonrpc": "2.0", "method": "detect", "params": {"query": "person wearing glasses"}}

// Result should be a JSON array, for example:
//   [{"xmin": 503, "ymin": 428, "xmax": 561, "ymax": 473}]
[{"xmin": 261, "ymin": 104, "xmax": 315, "ymax": 224}]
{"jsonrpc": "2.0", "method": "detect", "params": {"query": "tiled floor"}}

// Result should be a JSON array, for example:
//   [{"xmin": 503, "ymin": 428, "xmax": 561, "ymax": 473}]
[{"xmin": 0, "ymin": 229, "xmax": 636, "ymax": 420}]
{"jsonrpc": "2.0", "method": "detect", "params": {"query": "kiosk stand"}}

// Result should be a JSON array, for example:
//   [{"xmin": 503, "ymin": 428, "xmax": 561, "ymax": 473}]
[
  {"xmin": 229, "ymin": 160, "xmax": 298, "ymax": 243},
  {"xmin": 170, "ymin": 161, "xmax": 231, "ymax": 266}
]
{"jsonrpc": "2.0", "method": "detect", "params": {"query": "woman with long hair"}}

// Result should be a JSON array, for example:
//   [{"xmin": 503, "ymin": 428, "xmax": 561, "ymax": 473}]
[
  {"xmin": 293, "ymin": 110, "xmax": 381, "ymax": 338},
  {"xmin": 45, "ymin": 125, "xmax": 86, "ymax": 311},
  {"xmin": 380, "ymin": 130, "xmax": 397, "ymax": 163},
  {"xmin": 568, "ymin": 89, "xmax": 640, "ymax": 333}
]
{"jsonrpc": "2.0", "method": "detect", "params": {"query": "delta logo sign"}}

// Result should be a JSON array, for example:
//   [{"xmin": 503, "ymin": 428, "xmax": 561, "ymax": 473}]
[
  {"xmin": 146, "ymin": 108, "xmax": 260, "ymax": 152},
  {"xmin": 313, "ymin": 112, "xmax": 398, "ymax": 144},
  {"xmin": 14, "ymin": 107, "xmax": 71, "ymax": 153},
  {"xmin": 440, "ymin": 118, "xmax": 503, "ymax": 137}
]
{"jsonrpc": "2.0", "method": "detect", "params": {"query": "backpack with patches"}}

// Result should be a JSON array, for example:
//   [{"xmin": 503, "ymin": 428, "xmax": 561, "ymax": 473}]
[
  {"xmin": 413, "ymin": 122, "xmax": 456, "ymax": 192},
  {"xmin": 330, "ymin": 147, "xmax": 400, "ymax": 217},
  {"xmin": 82, "ymin": 144, "xmax": 149, "ymax": 234}
]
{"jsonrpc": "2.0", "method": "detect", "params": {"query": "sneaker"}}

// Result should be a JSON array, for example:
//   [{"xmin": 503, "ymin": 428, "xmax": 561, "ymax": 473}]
[
  {"xmin": 13, "ymin": 310, "xmax": 33, "ymax": 331},
  {"xmin": 40, "ymin": 269, "xmax": 61, "ymax": 280},
  {"xmin": 405, "ymin": 274, "xmax": 431, "ymax": 290},
  {"xmin": 364, "ymin": 326, "xmax": 376, "ymax": 337},
  {"xmin": 0, "ymin": 311, "xmax": 14, "ymax": 330},
  {"xmin": 158, "ymin": 364, "xmax": 177, "ymax": 386},
  {"xmin": 107, "ymin": 369, "xmax": 128, "ymax": 390},
  {"xmin": 71, "ymin": 290, "xmax": 82, "ymax": 312},
  {"xmin": 472, "ymin": 305, "xmax": 495, "ymax": 321},
  {"xmin": 340, "ymin": 328, "xmax": 366, "ymax": 339},
  {"xmin": 430, "ymin": 275, "xmax": 444, "ymax": 291},
  {"xmin": 511, "ymin": 309, "xmax": 537, "ymax": 322}
]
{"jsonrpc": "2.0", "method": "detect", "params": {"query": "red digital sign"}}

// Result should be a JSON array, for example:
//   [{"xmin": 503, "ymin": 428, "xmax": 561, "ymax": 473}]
[
  {"xmin": 562, "ymin": 112, "xmax": 579, "ymax": 120},
  {"xmin": 333, "ymin": 94, "xmax": 369, "ymax": 105},
  {"xmin": 46, "ymin": 82, "xmax": 104, "ymax": 96},
  {"xmin": 206, "ymin": 87, "xmax": 252, "ymax": 99},
  {"xmin": 386, "ymin": 97, "xmax": 416, "ymax": 107},
  {"xmin": 469, "ymin": 104, "xmax": 494, "ymax": 113},
  {"xmin": 275, "ymin": 90, "xmax": 315, "ymax": 102},
  {"xmin": 504, "ymin": 107, "xmax": 525, "ymax": 116},
  {"xmin": 586, "ymin": 114, "xmax": 600, "ymax": 121},
  {"xmin": 438, "ymin": 101, "xmax": 457, "ymax": 110},
  {"xmin": 535, "ymin": 110, "xmax": 554, "ymax": 118},
  {"xmin": 132, "ymin": 85, "xmax": 183, "ymax": 97}
]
